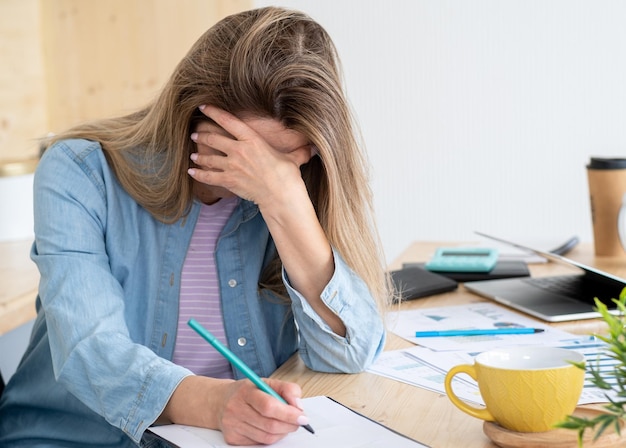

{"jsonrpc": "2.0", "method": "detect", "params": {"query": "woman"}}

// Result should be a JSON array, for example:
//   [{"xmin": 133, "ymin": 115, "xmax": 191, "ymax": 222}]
[{"xmin": 0, "ymin": 6, "xmax": 388, "ymax": 447}]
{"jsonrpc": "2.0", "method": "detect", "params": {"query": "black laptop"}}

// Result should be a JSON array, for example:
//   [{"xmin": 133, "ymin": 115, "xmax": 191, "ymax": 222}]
[{"xmin": 464, "ymin": 233, "xmax": 626, "ymax": 322}]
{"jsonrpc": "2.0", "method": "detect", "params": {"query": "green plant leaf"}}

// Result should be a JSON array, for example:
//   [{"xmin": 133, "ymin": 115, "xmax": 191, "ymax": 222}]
[{"xmin": 557, "ymin": 288, "xmax": 626, "ymax": 445}]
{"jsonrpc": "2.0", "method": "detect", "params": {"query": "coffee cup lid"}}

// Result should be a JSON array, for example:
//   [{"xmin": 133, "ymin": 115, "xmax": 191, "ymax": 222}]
[{"xmin": 588, "ymin": 157, "xmax": 626, "ymax": 169}]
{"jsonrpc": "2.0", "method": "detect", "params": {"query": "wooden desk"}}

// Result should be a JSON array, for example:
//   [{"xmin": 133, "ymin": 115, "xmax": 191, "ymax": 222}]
[
  {"xmin": 1, "ymin": 238, "xmax": 621, "ymax": 445},
  {"xmin": 0, "ymin": 239, "xmax": 38, "ymax": 336},
  {"xmin": 273, "ymin": 241, "xmax": 621, "ymax": 447}
]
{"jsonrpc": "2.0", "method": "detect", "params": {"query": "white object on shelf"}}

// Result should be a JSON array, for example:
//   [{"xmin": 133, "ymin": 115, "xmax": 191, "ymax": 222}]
[{"xmin": 0, "ymin": 163, "xmax": 35, "ymax": 242}]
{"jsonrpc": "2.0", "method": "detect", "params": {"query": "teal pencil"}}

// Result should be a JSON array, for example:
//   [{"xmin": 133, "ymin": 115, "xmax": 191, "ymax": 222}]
[
  {"xmin": 187, "ymin": 318, "xmax": 315, "ymax": 434},
  {"xmin": 414, "ymin": 328, "xmax": 545, "ymax": 337}
]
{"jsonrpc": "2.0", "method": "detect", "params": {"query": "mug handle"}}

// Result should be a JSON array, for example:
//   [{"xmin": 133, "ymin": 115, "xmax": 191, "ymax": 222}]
[{"xmin": 444, "ymin": 364, "xmax": 495, "ymax": 422}]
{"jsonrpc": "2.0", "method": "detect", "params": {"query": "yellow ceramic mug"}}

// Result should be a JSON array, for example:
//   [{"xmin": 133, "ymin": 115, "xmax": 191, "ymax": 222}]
[{"xmin": 444, "ymin": 346, "xmax": 585, "ymax": 432}]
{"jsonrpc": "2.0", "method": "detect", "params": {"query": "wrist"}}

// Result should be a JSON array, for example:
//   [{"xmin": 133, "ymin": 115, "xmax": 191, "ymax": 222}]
[
  {"xmin": 257, "ymin": 181, "xmax": 311, "ymax": 223},
  {"xmin": 160, "ymin": 375, "xmax": 233, "ymax": 430}
]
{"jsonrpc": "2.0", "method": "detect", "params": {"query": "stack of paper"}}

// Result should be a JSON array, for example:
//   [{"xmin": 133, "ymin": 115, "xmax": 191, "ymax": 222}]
[{"xmin": 369, "ymin": 303, "xmax": 616, "ymax": 406}]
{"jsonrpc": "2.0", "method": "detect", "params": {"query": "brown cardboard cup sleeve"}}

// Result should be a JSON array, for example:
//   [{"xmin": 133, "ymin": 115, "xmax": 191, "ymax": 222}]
[{"xmin": 587, "ymin": 157, "xmax": 626, "ymax": 257}]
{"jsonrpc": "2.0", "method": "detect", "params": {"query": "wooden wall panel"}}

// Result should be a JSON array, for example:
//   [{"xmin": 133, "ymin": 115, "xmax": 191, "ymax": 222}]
[
  {"xmin": 0, "ymin": 0, "xmax": 252, "ymax": 163},
  {"xmin": 0, "ymin": 0, "xmax": 47, "ymax": 162}
]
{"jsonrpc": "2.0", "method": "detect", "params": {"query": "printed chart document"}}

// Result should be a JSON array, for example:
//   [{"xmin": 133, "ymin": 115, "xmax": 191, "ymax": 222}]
[
  {"xmin": 369, "ymin": 302, "xmax": 617, "ymax": 405},
  {"xmin": 369, "ymin": 342, "xmax": 617, "ymax": 406},
  {"xmin": 148, "ymin": 396, "xmax": 429, "ymax": 447},
  {"xmin": 386, "ymin": 302, "xmax": 577, "ymax": 351}
]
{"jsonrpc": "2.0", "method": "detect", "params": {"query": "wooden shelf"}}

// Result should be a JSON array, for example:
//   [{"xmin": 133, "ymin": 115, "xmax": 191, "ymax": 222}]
[{"xmin": 0, "ymin": 239, "xmax": 38, "ymax": 336}]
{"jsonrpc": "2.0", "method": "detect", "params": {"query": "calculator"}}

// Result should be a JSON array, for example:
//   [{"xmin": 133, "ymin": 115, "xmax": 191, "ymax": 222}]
[{"xmin": 425, "ymin": 247, "xmax": 499, "ymax": 273}]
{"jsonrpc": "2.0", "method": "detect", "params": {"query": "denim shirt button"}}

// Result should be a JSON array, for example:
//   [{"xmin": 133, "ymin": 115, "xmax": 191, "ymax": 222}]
[
  {"xmin": 237, "ymin": 337, "xmax": 247, "ymax": 346},
  {"xmin": 228, "ymin": 279, "xmax": 237, "ymax": 287}
]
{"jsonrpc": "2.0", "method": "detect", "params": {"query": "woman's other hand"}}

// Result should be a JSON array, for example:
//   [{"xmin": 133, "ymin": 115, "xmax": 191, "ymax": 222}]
[
  {"xmin": 188, "ymin": 105, "xmax": 313, "ymax": 206},
  {"xmin": 188, "ymin": 105, "xmax": 343, "ymax": 336}
]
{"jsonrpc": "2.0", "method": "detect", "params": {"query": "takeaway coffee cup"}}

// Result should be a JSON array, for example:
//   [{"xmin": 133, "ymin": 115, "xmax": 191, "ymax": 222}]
[
  {"xmin": 444, "ymin": 346, "xmax": 585, "ymax": 433},
  {"xmin": 587, "ymin": 157, "xmax": 626, "ymax": 256}
]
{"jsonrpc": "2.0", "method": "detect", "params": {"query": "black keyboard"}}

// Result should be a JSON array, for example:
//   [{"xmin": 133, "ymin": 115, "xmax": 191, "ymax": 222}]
[{"xmin": 522, "ymin": 275, "xmax": 584, "ymax": 297}]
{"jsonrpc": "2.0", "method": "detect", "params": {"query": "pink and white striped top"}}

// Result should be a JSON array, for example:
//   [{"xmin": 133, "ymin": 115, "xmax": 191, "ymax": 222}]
[{"xmin": 173, "ymin": 197, "xmax": 238, "ymax": 378}]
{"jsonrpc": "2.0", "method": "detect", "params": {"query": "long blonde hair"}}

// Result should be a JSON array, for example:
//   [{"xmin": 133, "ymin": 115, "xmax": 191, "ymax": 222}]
[{"xmin": 49, "ymin": 7, "xmax": 392, "ymax": 311}]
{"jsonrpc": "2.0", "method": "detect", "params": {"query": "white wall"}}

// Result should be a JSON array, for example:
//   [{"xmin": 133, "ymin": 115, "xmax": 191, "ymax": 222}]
[{"xmin": 256, "ymin": 0, "xmax": 626, "ymax": 263}]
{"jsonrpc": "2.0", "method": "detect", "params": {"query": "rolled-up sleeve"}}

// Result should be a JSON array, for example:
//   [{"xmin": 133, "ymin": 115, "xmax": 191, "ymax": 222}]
[{"xmin": 284, "ymin": 249, "xmax": 386, "ymax": 373}]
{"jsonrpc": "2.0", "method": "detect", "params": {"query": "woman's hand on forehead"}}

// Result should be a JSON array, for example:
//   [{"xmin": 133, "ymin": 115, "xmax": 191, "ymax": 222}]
[{"xmin": 188, "ymin": 105, "xmax": 313, "ymax": 205}]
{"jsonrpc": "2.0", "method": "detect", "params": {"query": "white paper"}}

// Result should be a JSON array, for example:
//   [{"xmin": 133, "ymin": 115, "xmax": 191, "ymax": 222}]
[
  {"xmin": 386, "ymin": 302, "xmax": 576, "ymax": 351},
  {"xmin": 149, "ymin": 396, "xmax": 428, "ymax": 447},
  {"xmin": 367, "ymin": 346, "xmax": 484, "ymax": 405},
  {"xmin": 470, "ymin": 238, "xmax": 547, "ymax": 263},
  {"xmin": 368, "ymin": 334, "xmax": 617, "ymax": 405}
]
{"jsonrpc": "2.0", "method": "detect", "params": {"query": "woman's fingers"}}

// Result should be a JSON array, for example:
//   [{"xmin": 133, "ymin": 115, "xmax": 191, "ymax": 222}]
[
  {"xmin": 198, "ymin": 104, "xmax": 255, "ymax": 142},
  {"xmin": 219, "ymin": 380, "xmax": 302, "ymax": 445},
  {"xmin": 190, "ymin": 106, "xmax": 314, "ymax": 204},
  {"xmin": 191, "ymin": 130, "xmax": 238, "ymax": 157}
]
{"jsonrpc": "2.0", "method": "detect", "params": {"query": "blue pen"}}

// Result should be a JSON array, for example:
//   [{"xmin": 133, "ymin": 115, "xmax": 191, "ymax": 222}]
[
  {"xmin": 414, "ymin": 328, "xmax": 545, "ymax": 337},
  {"xmin": 187, "ymin": 318, "xmax": 314, "ymax": 434}
]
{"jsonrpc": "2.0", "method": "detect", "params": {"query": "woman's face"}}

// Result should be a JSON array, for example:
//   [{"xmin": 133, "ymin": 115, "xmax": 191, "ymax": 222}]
[{"xmin": 192, "ymin": 115, "xmax": 313, "ymax": 204}]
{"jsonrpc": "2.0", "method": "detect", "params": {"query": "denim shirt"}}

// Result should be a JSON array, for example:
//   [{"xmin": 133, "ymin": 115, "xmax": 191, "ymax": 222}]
[{"xmin": 0, "ymin": 139, "xmax": 385, "ymax": 447}]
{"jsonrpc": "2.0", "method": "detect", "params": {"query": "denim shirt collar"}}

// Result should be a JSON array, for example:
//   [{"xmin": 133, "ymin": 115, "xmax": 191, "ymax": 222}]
[{"xmin": 190, "ymin": 197, "xmax": 259, "ymax": 239}]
